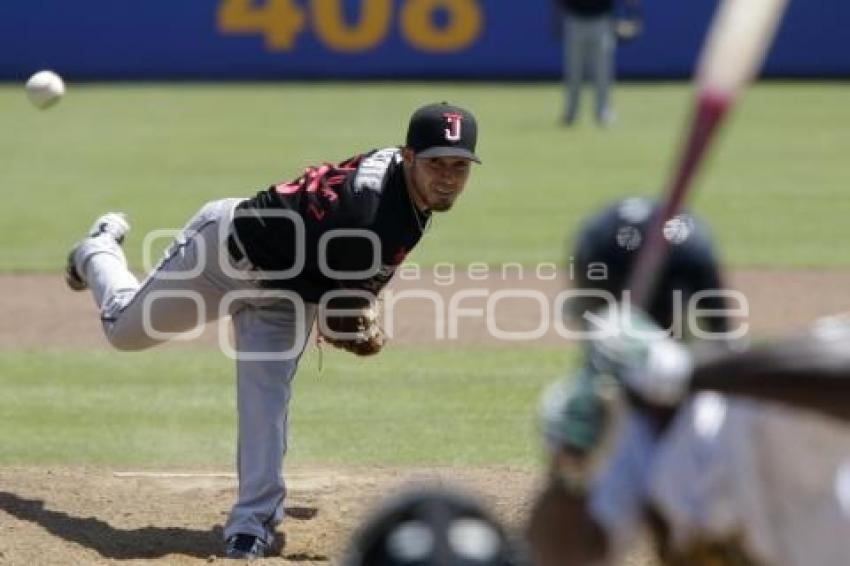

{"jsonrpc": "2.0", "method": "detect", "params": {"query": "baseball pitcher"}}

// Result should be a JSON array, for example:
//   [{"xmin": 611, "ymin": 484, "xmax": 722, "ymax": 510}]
[{"xmin": 64, "ymin": 102, "xmax": 481, "ymax": 559}]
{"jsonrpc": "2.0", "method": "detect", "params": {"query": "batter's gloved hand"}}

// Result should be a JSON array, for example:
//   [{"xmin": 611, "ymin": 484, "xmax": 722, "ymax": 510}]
[
  {"xmin": 586, "ymin": 305, "xmax": 694, "ymax": 407},
  {"xmin": 540, "ymin": 372, "xmax": 608, "ymax": 456},
  {"xmin": 538, "ymin": 369, "xmax": 622, "ymax": 491},
  {"xmin": 318, "ymin": 293, "xmax": 386, "ymax": 356}
]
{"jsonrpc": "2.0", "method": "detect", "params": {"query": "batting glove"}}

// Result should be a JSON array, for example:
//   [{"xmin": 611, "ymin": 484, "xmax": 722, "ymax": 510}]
[{"xmin": 587, "ymin": 305, "xmax": 694, "ymax": 407}]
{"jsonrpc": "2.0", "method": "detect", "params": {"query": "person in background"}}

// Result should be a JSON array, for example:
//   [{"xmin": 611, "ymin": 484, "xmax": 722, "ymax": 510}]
[{"xmin": 557, "ymin": 0, "xmax": 641, "ymax": 127}]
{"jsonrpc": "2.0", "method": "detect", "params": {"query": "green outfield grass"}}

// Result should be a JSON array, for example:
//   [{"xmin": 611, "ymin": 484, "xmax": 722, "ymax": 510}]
[
  {"xmin": 1, "ymin": 82, "xmax": 848, "ymax": 270},
  {"xmin": 0, "ymin": 347, "xmax": 569, "ymax": 466}
]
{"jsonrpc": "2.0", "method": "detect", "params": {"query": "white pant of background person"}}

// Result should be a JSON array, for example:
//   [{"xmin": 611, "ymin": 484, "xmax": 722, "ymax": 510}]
[
  {"xmin": 563, "ymin": 13, "xmax": 615, "ymax": 125},
  {"xmin": 74, "ymin": 197, "xmax": 317, "ymax": 545}
]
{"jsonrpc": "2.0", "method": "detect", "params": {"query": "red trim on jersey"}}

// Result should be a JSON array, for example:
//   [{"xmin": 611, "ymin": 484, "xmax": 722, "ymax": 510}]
[
  {"xmin": 307, "ymin": 203, "xmax": 326, "ymax": 221},
  {"xmin": 272, "ymin": 156, "xmax": 362, "ymax": 197},
  {"xmin": 274, "ymin": 182, "xmax": 301, "ymax": 195},
  {"xmin": 392, "ymin": 247, "xmax": 408, "ymax": 265}
]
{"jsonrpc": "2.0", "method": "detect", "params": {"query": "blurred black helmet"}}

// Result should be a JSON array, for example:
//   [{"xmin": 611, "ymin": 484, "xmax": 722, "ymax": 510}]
[
  {"xmin": 343, "ymin": 487, "xmax": 523, "ymax": 566},
  {"xmin": 570, "ymin": 197, "xmax": 728, "ymax": 335}
]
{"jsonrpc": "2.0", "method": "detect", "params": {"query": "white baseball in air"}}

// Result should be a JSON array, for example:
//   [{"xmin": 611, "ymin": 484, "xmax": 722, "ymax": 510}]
[{"xmin": 25, "ymin": 70, "xmax": 65, "ymax": 109}]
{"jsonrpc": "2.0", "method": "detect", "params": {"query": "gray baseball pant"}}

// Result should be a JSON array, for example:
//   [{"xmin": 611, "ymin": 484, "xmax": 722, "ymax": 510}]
[
  {"xmin": 564, "ymin": 13, "xmax": 616, "ymax": 125},
  {"xmin": 74, "ymin": 198, "xmax": 317, "ymax": 544}
]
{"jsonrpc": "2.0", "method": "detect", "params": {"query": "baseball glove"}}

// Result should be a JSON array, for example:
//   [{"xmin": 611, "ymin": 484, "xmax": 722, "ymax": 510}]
[
  {"xmin": 615, "ymin": 3, "xmax": 643, "ymax": 42},
  {"xmin": 318, "ymin": 294, "xmax": 386, "ymax": 356},
  {"xmin": 615, "ymin": 18, "xmax": 642, "ymax": 41}
]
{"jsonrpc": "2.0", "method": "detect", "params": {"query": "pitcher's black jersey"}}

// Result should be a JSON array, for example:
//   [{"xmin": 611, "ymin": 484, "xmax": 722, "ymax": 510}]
[{"xmin": 232, "ymin": 147, "xmax": 428, "ymax": 302}]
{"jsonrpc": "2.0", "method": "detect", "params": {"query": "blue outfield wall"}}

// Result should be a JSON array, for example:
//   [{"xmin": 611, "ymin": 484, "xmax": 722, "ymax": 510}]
[{"xmin": 0, "ymin": 0, "xmax": 847, "ymax": 80}]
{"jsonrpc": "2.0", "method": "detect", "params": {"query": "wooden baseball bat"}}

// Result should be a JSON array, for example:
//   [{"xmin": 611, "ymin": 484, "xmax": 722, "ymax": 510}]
[{"xmin": 628, "ymin": 0, "xmax": 790, "ymax": 309}]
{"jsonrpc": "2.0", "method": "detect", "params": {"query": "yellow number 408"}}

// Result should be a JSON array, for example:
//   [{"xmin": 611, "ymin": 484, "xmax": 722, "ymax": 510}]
[{"xmin": 218, "ymin": 0, "xmax": 482, "ymax": 53}]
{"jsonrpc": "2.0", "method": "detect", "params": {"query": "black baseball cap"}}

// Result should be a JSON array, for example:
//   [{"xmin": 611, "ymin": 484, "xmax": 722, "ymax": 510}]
[
  {"xmin": 570, "ymin": 197, "xmax": 728, "ymax": 335},
  {"xmin": 406, "ymin": 102, "xmax": 481, "ymax": 164}
]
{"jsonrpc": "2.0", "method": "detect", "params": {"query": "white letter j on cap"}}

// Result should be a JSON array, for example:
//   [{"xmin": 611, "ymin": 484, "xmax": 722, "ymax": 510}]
[{"xmin": 444, "ymin": 113, "xmax": 462, "ymax": 141}]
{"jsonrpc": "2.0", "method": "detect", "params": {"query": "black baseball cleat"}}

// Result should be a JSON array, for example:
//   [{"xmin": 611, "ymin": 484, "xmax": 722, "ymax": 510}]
[
  {"xmin": 225, "ymin": 533, "xmax": 269, "ymax": 560},
  {"xmin": 64, "ymin": 212, "xmax": 130, "ymax": 292}
]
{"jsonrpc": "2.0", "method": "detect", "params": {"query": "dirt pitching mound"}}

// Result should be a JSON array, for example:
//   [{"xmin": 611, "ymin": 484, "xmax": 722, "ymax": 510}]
[{"xmin": 0, "ymin": 465, "xmax": 543, "ymax": 565}]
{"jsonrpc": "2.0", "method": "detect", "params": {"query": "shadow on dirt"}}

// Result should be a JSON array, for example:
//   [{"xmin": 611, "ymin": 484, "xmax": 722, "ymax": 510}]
[{"xmin": 0, "ymin": 491, "xmax": 316, "ymax": 560}]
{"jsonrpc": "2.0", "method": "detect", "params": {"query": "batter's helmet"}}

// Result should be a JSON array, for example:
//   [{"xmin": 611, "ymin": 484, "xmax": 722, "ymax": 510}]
[
  {"xmin": 342, "ymin": 487, "xmax": 524, "ymax": 566},
  {"xmin": 569, "ymin": 197, "xmax": 729, "ymax": 336}
]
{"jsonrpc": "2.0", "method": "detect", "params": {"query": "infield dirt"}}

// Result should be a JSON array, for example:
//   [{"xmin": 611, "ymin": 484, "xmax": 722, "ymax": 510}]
[
  {"xmin": 2, "ymin": 269, "xmax": 848, "ymax": 349},
  {"xmin": 0, "ymin": 466, "xmax": 537, "ymax": 565}
]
